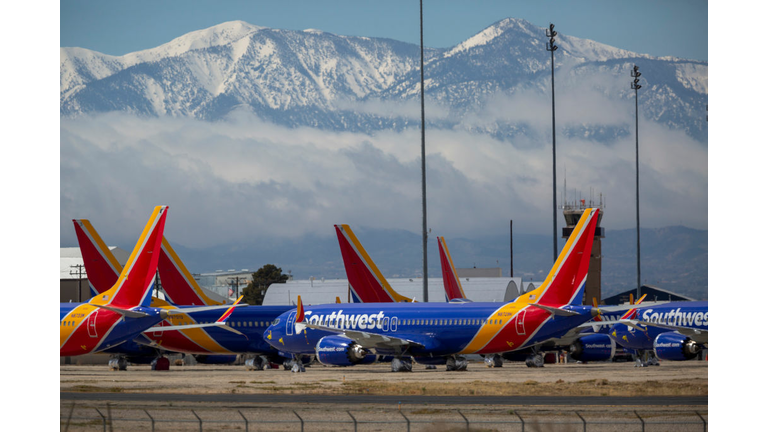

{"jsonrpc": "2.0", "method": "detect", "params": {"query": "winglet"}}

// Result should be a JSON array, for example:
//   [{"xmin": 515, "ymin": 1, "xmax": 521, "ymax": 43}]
[
  {"xmin": 90, "ymin": 206, "xmax": 168, "ymax": 309},
  {"xmin": 295, "ymin": 296, "xmax": 307, "ymax": 334},
  {"xmin": 335, "ymin": 296, "xmax": 341, "ymax": 304},
  {"xmin": 334, "ymin": 224, "xmax": 412, "ymax": 303},
  {"xmin": 216, "ymin": 295, "xmax": 244, "ymax": 324},
  {"xmin": 438, "ymin": 236, "xmax": 469, "ymax": 301}
]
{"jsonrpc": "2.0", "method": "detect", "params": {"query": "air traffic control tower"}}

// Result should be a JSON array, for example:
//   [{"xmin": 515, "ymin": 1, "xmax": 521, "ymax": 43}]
[{"xmin": 562, "ymin": 197, "xmax": 605, "ymax": 305}]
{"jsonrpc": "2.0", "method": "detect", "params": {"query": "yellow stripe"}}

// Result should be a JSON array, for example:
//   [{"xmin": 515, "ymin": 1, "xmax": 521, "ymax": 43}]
[
  {"xmin": 162, "ymin": 238, "xmax": 222, "ymax": 305},
  {"xmin": 80, "ymin": 220, "xmax": 124, "ymax": 273},
  {"xmin": 341, "ymin": 225, "xmax": 411, "ymax": 303},
  {"xmin": 459, "ymin": 302, "xmax": 524, "ymax": 354}
]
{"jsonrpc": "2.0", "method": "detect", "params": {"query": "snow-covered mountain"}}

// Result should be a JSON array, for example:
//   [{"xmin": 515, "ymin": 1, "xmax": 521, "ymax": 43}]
[{"xmin": 60, "ymin": 18, "xmax": 707, "ymax": 142}]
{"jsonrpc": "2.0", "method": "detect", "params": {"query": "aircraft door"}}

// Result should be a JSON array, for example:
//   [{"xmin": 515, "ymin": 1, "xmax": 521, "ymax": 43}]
[
  {"xmin": 286, "ymin": 312, "xmax": 296, "ymax": 336},
  {"xmin": 87, "ymin": 310, "xmax": 99, "ymax": 338},
  {"xmin": 515, "ymin": 309, "xmax": 527, "ymax": 336}
]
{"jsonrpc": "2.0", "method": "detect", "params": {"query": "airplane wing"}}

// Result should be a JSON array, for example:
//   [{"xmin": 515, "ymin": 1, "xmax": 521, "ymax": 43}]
[
  {"xmin": 623, "ymin": 319, "xmax": 708, "ymax": 344},
  {"xmin": 92, "ymin": 304, "xmax": 152, "ymax": 318},
  {"xmin": 302, "ymin": 321, "xmax": 425, "ymax": 351},
  {"xmin": 144, "ymin": 321, "xmax": 246, "ymax": 337}
]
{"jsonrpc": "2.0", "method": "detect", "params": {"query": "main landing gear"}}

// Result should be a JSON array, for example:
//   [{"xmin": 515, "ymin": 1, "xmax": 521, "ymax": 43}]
[
  {"xmin": 108, "ymin": 356, "xmax": 128, "ymax": 371},
  {"xmin": 245, "ymin": 356, "xmax": 269, "ymax": 371},
  {"xmin": 634, "ymin": 350, "xmax": 660, "ymax": 367},
  {"xmin": 284, "ymin": 355, "xmax": 306, "ymax": 373},
  {"xmin": 446, "ymin": 356, "xmax": 468, "ymax": 371},
  {"xmin": 525, "ymin": 353, "xmax": 544, "ymax": 368},
  {"xmin": 391, "ymin": 357, "xmax": 413, "ymax": 372},
  {"xmin": 484, "ymin": 354, "xmax": 504, "ymax": 368}
]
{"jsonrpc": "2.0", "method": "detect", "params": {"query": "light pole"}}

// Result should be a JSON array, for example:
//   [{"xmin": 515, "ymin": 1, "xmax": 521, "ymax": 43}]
[
  {"xmin": 419, "ymin": 0, "xmax": 428, "ymax": 301},
  {"xmin": 546, "ymin": 23, "xmax": 558, "ymax": 264},
  {"xmin": 631, "ymin": 64, "xmax": 643, "ymax": 298}
]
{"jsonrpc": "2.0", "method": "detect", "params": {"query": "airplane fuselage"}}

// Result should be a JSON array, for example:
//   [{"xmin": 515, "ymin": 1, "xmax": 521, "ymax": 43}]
[
  {"xmin": 609, "ymin": 301, "xmax": 708, "ymax": 350},
  {"xmin": 265, "ymin": 301, "xmax": 595, "ymax": 357}
]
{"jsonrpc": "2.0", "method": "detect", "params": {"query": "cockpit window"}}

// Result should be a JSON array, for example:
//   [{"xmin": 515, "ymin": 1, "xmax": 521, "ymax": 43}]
[{"xmin": 272, "ymin": 318, "xmax": 280, "ymax": 325}]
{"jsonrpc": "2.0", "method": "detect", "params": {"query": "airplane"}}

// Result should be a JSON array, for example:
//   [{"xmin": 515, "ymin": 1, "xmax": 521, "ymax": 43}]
[
  {"xmin": 264, "ymin": 208, "xmax": 604, "ymax": 372},
  {"xmin": 73, "ymin": 219, "xmax": 424, "ymax": 370},
  {"xmin": 73, "ymin": 217, "xmax": 293, "ymax": 370},
  {"xmin": 436, "ymin": 234, "xmax": 624, "ymax": 367},
  {"xmin": 608, "ymin": 300, "xmax": 708, "ymax": 366},
  {"xmin": 61, "ymin": 206, "xmax": 240, "ymax": 357}
]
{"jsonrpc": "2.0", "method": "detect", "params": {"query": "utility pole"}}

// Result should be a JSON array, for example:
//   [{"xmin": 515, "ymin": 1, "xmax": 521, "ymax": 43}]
[
  {"xmin": 546, "ymin": 23, "xmax": 559, "ymax": 264},
  {"xmin": 419, "ymin": 0, "xmax": 428, "ymax": 301},
  {"xmin": 631, "ymin": 64, "xmax": 643, "ymax": 299},
  {"xmin": 70, "ymin": 264, "xmax": 86, "ymax": 303}
]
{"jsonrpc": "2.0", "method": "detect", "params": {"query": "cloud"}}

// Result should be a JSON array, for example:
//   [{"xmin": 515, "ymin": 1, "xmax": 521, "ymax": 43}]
[{"xmin": 60, "ymin": 105, "xmax": 707, "ymax": 249}]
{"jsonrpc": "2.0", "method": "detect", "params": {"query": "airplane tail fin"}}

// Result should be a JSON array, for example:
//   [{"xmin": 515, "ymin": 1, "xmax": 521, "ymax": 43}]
[
  {"xmin": 526, "ymin": 208, "xmax": 599, "ymax": 307},
  {"xmin": 437, "ymin": 236, "xmax": 468, "ymax": 301},
  {"xmin": 620, "ymin": 294, "xmax": 648, "ymax": 320},
  {"xmin": 334, "ymin": 225, "xmax": 412, "ymax": 303},
  {"xmin": 73, "ymin": 219, "xmax": 123, "ymax": 296},
  {"xmin": 157, "ymin": 238, "xmax": 224, "ymax": 306},
  {"xmin": 89, "ymin": 206, "xmax": 168, "ymax": 309}
]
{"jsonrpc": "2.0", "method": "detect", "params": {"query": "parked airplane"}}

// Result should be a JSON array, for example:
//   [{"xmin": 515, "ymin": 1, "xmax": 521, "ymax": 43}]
[
  {"xmin": 609, "ymin": 300, "xmax": 708, "ymax": 365},
  {"xmin": 265, "ymin": 209, "xmax": 603, "ymax": 372},
  {"xmin": 61, "ymin": 207, "xmax": 238, "ymax": 357},
  {"xmin": 436, "ymin": 234, "xmax": 621, "ymax": 367},
  {"xmin": 73, "ymin": 217, "xmax": 292, "ymax": 370}
]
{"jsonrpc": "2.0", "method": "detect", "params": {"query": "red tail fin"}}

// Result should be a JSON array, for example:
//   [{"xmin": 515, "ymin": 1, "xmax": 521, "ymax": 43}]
[
  {"xmin": 334, "ymin": 225, "xmax": 411, "ymax": 303},
  {"xmin": 438, "ymin": 237, "xmax": 467, "ymax": 301},
  {"xmin": 528, "ymin": 208, "xmax": 599, "ymax": 306},
  {"xmin": 73, "ymin": 219, "xmax": 122, "ymax": 295},
  {"xmin": 157, "ymin": 238, "xmax": 223, "ymax": 305},
  {"xmin": 90, "ymin": 206, "xmax": 168, "ymax": 308}
]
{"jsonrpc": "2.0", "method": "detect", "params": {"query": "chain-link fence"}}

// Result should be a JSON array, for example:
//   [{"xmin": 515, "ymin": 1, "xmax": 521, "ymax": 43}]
[{"xmin": 61, "ymin": 403, "xmax": 707, "ymax": 431}]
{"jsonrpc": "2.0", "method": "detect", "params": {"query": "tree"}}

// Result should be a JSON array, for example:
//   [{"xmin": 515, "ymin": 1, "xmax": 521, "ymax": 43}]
[{"xmin": 242, "ymin": 264, "xmax": 289, "ymax": 305}]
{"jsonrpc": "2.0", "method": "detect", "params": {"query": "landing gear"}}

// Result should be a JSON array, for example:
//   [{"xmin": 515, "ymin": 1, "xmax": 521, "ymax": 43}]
[
  {"xmin": 525, "ymin": 353, "xmax": 544, "ymax": 368},
  {"xmin": 245, "ymin": 356, "xmax": 267, "ymax": 371},
  {"xmin": 289, "ymin": 355, "xmax": 306, "ymax": 373},
  {"xmin": 391, "ymin": 357, "xmax": 413, "ymax": 372},
  {"xmin": 446, "ymin": 356, "xmax": 468, "ymax": 371},
  {"xmin": 484, "ymin": 354, "xmax": 503, "ymax": 368},
  {"xmin": 108, "ymin": 356, "xmax": 128, "ymax": 371},
  {"xmin": 634, "ymin": 350, "xmax": 660, "ymax": 367},
  {"xmin": 425, "ymin": 365, "xmax": 437, "ymax": 369}
]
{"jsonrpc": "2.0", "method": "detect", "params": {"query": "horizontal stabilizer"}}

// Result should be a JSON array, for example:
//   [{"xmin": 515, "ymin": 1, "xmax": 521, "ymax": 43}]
[
  {"xmin": 92, "ymin": 304, "xmax": 151, "ymax": 318},
  {"xmin": 528, "ymin": 303, "xmax": 581, "ymax": 317},
  {"xmin": 145, "ymin": 322, "xmax": 247, "ymax": 337}
]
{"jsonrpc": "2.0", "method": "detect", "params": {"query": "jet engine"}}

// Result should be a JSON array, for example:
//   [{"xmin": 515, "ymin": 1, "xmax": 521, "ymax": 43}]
[
  {"xmin": 315, "ymin": 335, "xmax": 376, "ymax": 366},
  {"xmin": 653, "ymin": 332, "xmax": 701, "ymax": 361},
  {"xmin": 569, "ymin": 334, "xmax": 616, "ymax": 362}
]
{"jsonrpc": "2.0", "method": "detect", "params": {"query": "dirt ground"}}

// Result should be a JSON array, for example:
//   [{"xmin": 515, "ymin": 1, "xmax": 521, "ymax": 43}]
[{"xmin": 60, "ymin": 359, "xmax": 707, "ymax": 397}]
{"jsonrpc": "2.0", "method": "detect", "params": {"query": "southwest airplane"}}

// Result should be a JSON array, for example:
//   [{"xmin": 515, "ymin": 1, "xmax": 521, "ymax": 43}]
[
  {"xmin": 437, "ymin": 234, "xmax": 621, "ymax": 367},
  {"xmin": 265, "ymin": 208, "xmax": 603, "ymax": 372},
  {"xmin": 74, "ymin": 219, "xmax": 422, "ymax": 369},
  {"xmin": 61, "ymin": 206, "xmax": 239, "ymax": 357},
  {"xmin": 609, "ymin": 300, "xmax": 708, "ymax": 365},
  {"xmin": 74, "ymin": 217, "xmax": 293, "ymax": 369}
]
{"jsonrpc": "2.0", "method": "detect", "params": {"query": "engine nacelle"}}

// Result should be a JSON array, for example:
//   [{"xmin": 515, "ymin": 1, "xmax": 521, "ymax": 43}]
[
  {"xmin": 569, "ymin": 334, "xmax": 616, "ymax": 362},
  {"xmin": 315, "ymin": 335, "xmax": 376, "ymax": 367},
  {"xmin": 653, "ymin": 332, "xmax": 701, "ymax": 361}
]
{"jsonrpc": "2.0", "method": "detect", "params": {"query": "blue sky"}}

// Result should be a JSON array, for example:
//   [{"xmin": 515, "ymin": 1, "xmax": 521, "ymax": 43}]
[{"xmin": 61, "ymin": 0, "xmax": 708, "ymax": 60}]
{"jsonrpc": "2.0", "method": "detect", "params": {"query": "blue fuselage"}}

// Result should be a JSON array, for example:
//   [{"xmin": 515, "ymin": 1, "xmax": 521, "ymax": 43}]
[{"xmin": 609, "ymin": 301, "xmax": 708, "ymax": 351}]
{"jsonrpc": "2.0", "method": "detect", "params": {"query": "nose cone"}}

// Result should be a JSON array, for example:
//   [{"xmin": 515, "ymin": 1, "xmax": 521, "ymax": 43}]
[{"xmin": 264, "ymin": 323, "xmax": 283, "ymax": 349}]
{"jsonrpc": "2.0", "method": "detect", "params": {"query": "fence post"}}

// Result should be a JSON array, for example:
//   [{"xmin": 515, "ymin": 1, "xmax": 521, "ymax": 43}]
[
  {"xmin": 512, "ymin": 410, "xmax": 525, "ymax": 432},
  {"xmin": 575, "ymin": 411, "xmax": 586, "ymax": 432},
  {"xmin": 192, "ymin": 409, "xmax": 202, "ymax": 432},
  {"xmin": 293, "ymin": 410, "xmax": 304, "ymax": 432},
  {"xmin": 63, "ymin": 402, "xmax": 75, "ymax": 432},
  {"xmin": 94, "ymin": 408, "xmax": 106, "ymax": 432},
  {"xmin": 399, "ymin": 411, "xmax": 410, "ymax": 432},
  {"xmin": 458, "ymin": 409, "xmax": 469, "ymax": 431},
  {"xmin": 107, "ymin": 402, "xmax": 113, "ymax": 432},
  {"xmin": 635, "ymin": 410, "xmax": 645, "ymax": 432},
  {"xmin": 144, "ymin": 409, "xmax": 155, "ymax": 432},
  {"xmin": 238, "ymin": 410, "xmax": 249, "ymax": 432},
  {"xmin": 696, "ymin": 411, "xmax": 707, "ymax": 432},
  {"xmin": 347, "ymin": 410, "xmax": 357, "ymax": 432}
]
